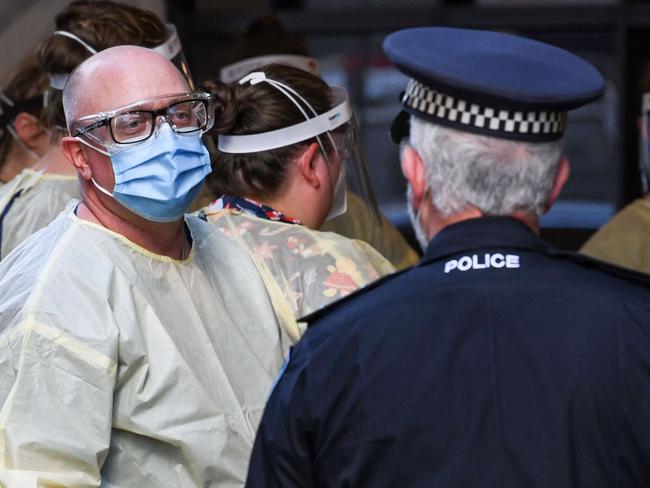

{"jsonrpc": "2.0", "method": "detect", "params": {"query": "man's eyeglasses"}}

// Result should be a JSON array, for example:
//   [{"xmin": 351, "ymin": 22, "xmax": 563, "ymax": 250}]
[{"xmin": 74, "ymin": 93, "xmax": 214, "ymax": 147}]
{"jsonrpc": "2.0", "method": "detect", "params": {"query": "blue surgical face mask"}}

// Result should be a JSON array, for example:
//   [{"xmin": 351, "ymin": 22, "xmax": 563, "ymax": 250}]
[{"xmin": 78, "ymin": 123, "xmax": 212, "ymax": 222}]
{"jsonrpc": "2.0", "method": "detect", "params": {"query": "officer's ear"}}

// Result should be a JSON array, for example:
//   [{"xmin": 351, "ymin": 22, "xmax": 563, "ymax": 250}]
[
  {"xmin": 545, "ymin": 156, "xmax": 570, "ymax": 213},
  {"xmin": 401, "ymin": 143, "xmax": 427, "ymax": 207}
]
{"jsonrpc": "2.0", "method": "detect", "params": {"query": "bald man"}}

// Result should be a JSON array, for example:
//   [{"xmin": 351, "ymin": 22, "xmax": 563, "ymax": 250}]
[{"xmin": 0, "ymin": 46, "xmax": 293, "ymax": 486}]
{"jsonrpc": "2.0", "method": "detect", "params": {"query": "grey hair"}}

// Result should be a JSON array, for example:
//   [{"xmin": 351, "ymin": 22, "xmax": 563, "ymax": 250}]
[{"xmin": 409, "ymin": 116, "xmax": 563, "ymax": 219}]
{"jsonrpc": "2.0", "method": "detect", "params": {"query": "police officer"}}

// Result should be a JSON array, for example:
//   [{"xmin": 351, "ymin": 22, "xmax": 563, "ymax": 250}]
[{"xmin": 246, "ymin": 27, "xmax": 650, "ymax": 487}]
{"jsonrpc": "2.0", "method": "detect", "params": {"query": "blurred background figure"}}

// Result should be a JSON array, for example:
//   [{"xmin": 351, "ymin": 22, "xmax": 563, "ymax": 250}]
[
  {"xmin": 0, "ymin": 55, "xmax": 50, "ymax": 187},
  {"xmin": 201, "ymin": 64, "xmax": 394, "ymax": 337},
  {"xmin": 581, "ymin": 61, "xmax": 650, "ymax": 272},
  {"xmin": 0, "ymin": 0, "xmax": 190, "ymax": 259},
  {"xmin": 215, "ymin": 15, "xmax": 419, "ymax": 270}
]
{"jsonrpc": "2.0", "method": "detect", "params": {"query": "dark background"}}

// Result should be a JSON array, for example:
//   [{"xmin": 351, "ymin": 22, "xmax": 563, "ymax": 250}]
[{"xmin": 167, "ymin": 0, "xmax": 650, "ymax": 250}]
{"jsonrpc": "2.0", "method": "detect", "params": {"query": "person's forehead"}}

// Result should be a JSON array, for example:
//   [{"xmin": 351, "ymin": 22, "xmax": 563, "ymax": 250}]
[{"xmin": 83, "ymin": 59, "xmax": 188, "ymax": 115}]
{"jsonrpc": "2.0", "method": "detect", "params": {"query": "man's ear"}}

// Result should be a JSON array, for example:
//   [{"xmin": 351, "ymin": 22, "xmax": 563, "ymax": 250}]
[
  {"xmin": 61, "ymin": 136, "xmax": 92, "ymax": 180},
  {"xmin": 12, "ymin": 112, "xmax": 45, "ymax": 149},
  {"xmin": 545, "ymin": 156, "xmax": 570, "ymax": 212},
  {"xmin": 295, "ymin": 142, "xmax": 322, "ymax": 189},
  {"xmin": 401, "ymin": 144, "xmax": 427, "ymax": 208}
]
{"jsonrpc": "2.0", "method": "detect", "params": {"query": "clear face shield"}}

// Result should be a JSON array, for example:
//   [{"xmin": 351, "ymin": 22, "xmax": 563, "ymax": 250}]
[
  {"xmin": 640, "ymin": 92, "xmax": 650, "ymax": 194},
  {"xmin": 217, "ymin": 72, "xmax": 380, "ymax": 224},
  {"xmin": 48, "ymin": 23, "xmax": 195, "ymax": 94}
]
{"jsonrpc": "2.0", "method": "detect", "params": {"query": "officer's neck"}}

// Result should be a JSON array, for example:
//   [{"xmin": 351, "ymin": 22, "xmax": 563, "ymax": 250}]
[{"xmin": 426, "ymin": 206, "xmax": 540, "ymax": 241}]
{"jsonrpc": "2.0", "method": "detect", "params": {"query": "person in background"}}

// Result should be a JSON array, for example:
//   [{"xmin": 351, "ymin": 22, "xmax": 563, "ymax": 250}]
[
  {"xmin": 0, "ymin": 45, "xmax": 291, "ymax": 487},
  {"xmin": 0, "ymin": 0, "xmax": 189, "ymax": 259},
  {"xmin": 247, "ymin": 27, "xmax": 650, "ymax": 487},
  {"xmin": 201, "ymin": 65, "xmax": 393, "ymax": 339},
  {"xmin": 0, "ymin": 54, "xmax": 50, "ymax": 187},
  {"xmin": 218, "ymin": 15, "xmax": 419, "ymax": 270},
  {"xmin": 580, "ymin": 62, "xmax": 650, "ymax": 272}
]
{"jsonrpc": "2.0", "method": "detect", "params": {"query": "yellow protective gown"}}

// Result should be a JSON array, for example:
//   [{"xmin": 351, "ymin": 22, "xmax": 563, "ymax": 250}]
[
  {"xmin": 320, "ymin": 192, "xmax": 419, "ymax": 270},
  {"xmin": 201, "ymin": 206, "xmax": 395, "ymax": 339},
  {"xmin": 580, "ymin": 198, "xmax": 650, "ymax": 273},
  {"xmin": 0, "ymin": 203, "xmax": 291, "ymax": 487},
  {"xmin": 0, "ymin": 168, "xmax": 79, "ymax": 258}
]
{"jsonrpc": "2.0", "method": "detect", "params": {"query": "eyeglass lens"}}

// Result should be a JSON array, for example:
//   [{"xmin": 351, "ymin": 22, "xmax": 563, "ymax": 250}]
[{"xmin": 109, "ymin": 99, "xmax": 207, "ymax": 144}]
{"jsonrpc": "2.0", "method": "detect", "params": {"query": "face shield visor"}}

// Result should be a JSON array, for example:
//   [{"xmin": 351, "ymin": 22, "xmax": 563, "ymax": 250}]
[
  {"xmin": 48, "ymin": 23, "xmax": 195, "ymax": 94},
  {"xmin": 217, "ymin": 72, "xmax": 380, "ymax": 224},
  {"xmin": 219, "ymin": 54, "xmax": 320, "ymax": 84},
  {"xmin": 641, "ymin": 92, "xmax": 650, "ymax": 193}
]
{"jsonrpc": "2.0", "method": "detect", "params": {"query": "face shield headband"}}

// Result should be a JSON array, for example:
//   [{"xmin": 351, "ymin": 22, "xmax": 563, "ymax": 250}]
[
  {"xmin": 49, "ymin": 24, "xmax": 194, "ymax": 91},
  {"xmin": 217, "ymin": 72, "xmax": 350, "ymax": 154},
  {"xmin": 218, "ymin": 72, "xmax": 381, "ymax": 224},
  {"xmin": 219, "ymin": 55, "xmax": 320, "ymax": 84}
]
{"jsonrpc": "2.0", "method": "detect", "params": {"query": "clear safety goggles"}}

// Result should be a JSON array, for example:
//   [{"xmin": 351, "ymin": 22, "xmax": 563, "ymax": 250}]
[
  {"xmin": 219, "ymin": 54, "xmax": 320, "ymax": 84},
  {"xmin": 218, "ymin": 72, "xmax": 380, "ymax": 223},
  {"xmin": 73, "ymin": 92, "xmax": 214, "ymax": 151},
  {"xmin": 640, "ymin": 92, "xmax": 650, "ymax": 193},
  {"xmin": 49, "ymin": 23, "xmax": 195, "ymax": 91}
]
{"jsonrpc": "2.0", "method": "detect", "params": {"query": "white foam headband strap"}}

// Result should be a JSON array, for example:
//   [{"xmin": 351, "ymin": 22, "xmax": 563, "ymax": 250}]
[{"xmin": 218, "ymin": 75, "xmax": 352, "ymax": 154}]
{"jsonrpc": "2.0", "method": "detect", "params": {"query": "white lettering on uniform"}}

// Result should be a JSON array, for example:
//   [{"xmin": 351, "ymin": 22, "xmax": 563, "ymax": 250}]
[
  {"xmin": 457, "ymin": 256, "xmax": 472, "ymax": 271},
  {"xmin": 444, "ymin": 253, "xmax": 521, "ymax": 273},
  {"xmin": 444, "ymin": 261, "xmax": 458, "ymax": 273},
  {"xmin": 506, "ymin": 254, "xmax": 520, "ymax": 268},
  {"xmin": 490, "ymin": 253, "xmax": 505, "ymax": 268}
]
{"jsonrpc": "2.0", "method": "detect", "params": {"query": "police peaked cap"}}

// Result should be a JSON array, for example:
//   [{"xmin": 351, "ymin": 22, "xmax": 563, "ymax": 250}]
[{"xmin": 384, "ymin": 27, "xmax": 605, "ymax": 143}]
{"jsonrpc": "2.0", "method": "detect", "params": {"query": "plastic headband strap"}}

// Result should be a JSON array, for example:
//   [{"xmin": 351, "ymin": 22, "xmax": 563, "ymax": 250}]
[
  {"xmin": 53, "ymin": 30, "xmax": 98, "ymax": 55},
  {"xmin": 220, "ymin": 54, "xmax": 320, "ymax": 84},
  {"xmin": 0, "ymin": 92, "xmax": 14, "ymax": 108},
  {"xmin": 240, "ymin": 71, "xmax": 332, "ymax": 155},
  {"xmin": 218, "ymin": 76, "xmax": 352, "ymax": 153},
  {"xmin": 151, "ymin": 23, "xmax": 182, "ymax": 59},
  {"xmin": 49, "ymin": 24, "xmax": 182, "ymax": 91},
  {"xmin": 48, "ymin": 31, "xmax": 98, "ymax": 90}
]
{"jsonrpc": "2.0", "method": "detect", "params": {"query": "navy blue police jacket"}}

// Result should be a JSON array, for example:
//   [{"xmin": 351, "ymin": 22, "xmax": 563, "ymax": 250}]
[{"xmin": 246, "ymin": 216, "xmax": 650, "ymax": 488}]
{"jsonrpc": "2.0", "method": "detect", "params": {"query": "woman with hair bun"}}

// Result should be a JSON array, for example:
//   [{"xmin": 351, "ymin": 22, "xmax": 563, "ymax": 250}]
[{"xmin": 201, "ymin": 64, "xmax": 394, "ymax": 339}]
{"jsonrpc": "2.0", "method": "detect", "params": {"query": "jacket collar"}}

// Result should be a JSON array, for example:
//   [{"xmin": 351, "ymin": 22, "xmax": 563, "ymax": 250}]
[{"xmin": 420, "ymin": 216, "xmax": 551, "ymax": 266}]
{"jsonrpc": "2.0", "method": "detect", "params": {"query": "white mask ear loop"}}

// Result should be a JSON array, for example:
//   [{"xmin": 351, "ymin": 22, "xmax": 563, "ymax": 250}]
[
  {"xmin": 52, "ymin": 31, "xmax": 98, "ymax": 54},
  {"xmin": 73, "ymin": 136, "xmax": 114, "ymax": 197}
]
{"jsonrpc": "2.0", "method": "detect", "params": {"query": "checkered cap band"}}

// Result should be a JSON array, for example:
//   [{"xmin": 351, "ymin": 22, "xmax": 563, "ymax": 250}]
[{"xmin": 403, "ymin": 79, "xmax": 567, "ymax": 138}]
